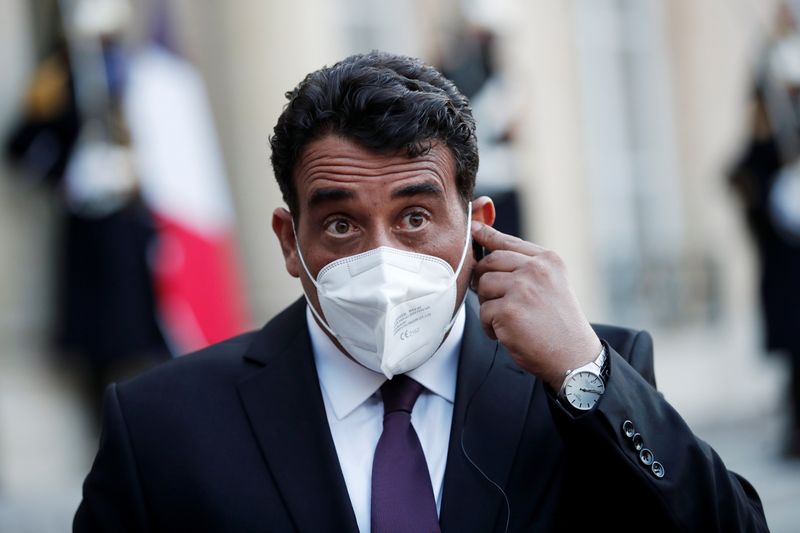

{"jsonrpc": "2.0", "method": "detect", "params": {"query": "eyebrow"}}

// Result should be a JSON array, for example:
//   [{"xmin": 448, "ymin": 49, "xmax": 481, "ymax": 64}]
[
  {"xmin": 390, "ymin": 182, "xmax": 444, "ymax": 199},
  {"xmin": 307, "ymin": 187, "xmax": 356, "ymax": 207}
]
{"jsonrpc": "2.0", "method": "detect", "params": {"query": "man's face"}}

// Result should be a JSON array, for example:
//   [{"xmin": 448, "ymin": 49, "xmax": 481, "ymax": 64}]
[{"xmin": 272, "ymin": 134, "xmax": 492, "ymax": 329}]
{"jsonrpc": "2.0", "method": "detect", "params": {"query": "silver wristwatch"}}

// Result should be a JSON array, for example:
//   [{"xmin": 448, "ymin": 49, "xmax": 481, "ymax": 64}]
[{"xmin": 557, "ymin": 345, "xmax": 609, "ymax": 412}]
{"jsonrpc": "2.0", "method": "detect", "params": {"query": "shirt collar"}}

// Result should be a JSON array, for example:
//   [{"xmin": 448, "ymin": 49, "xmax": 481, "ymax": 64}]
[{"xmin": 308, "ymin": 303, "xmax": 465, "ymax": 420}]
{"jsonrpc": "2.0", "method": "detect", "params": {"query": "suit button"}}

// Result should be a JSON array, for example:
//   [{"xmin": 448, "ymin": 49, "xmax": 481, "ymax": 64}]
[
  {"xmin": 622, "ymin": 420, "xmax": 635, "ymax": 438},
  {"xmin": 639, "ymin": 448, "xmax": 654, "ymax": 466},
  {"xmin": 652, "ymin": 461, "xmax": 665, "ymax": 478},
  {"xmin": 631, "ymin": 433, "xmax": 643, "ymax": 451}
]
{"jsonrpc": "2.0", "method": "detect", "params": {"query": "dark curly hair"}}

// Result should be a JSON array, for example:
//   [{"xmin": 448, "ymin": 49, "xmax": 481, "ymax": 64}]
[{"xmin": 269, "ymin": 51, "xmax": 479, "ymax": 216}]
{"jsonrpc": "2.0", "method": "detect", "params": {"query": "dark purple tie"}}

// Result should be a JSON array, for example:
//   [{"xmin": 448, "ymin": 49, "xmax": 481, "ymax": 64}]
[{"xmin": 371, "ymin": 375, "xmax": 441, "ymax": 533}]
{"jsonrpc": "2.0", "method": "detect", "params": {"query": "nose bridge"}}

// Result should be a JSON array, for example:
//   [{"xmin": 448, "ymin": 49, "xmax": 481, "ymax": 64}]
[
  {"xmin": 371, "ymin": 224, "xmax": 395, "ymax": 249},
  {"xmin": 362, "ymin": 216, "xmax": 398, "ymax": 251}
]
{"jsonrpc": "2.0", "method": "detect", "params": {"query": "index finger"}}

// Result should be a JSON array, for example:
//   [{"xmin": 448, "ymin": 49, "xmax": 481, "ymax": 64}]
[{"xmin": 471, "ymin": 220, "xmax": 545, "ymax": 256}]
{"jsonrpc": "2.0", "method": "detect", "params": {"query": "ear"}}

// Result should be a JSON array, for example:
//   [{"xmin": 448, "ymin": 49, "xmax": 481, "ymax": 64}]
[
  {"xmin": 272, "ymin": 207, "xmax": 300, "ymax": 278},
  {"xmin": 470, "ymin": 196, "xmax": 496, "ymax": 226}
]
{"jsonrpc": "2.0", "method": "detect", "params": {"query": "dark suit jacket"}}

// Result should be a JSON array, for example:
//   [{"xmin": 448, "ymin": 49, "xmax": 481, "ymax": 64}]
[{"xmin": 74, "ymin": 294, "xmax": 768, "ymax": 532}]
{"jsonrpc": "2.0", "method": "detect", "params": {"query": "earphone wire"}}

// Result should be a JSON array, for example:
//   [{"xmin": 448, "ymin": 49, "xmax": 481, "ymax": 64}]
[{"xmin": 459, "ymin": 341, "xmax": 511, "ymax": 533}]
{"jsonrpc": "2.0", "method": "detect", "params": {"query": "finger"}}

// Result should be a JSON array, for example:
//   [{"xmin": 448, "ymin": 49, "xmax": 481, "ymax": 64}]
[
  {"xmin": 472, "ymin": 249, "xmax": 530, "ymax": 278},
  {"xmin": 471, "ymin": 221, "xmax": 546, "ymax": 256},
  {"xmin": 475, "ymin": 271, "xmax": 513, "ymax": 301},
  {"xmin": 478, "ymin": 298, "xmax": 503, "ymax": 340}
]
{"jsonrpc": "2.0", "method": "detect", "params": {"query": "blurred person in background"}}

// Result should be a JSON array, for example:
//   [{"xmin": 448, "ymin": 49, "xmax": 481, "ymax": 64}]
[
  {"xmin": 75, "ymin": 51, "xmax": 768, "ymax": 532},
  {"xmin": 3, "ymin": 0, "xmax": 250, "ymax": 423},
  {"xmin": 729, "ymin": 0, "xmax": 800, "ymax": 458},
  {"xmin": 438, "ymin": 25, "xmax": 523, "ymax": 239},
  {"xmin": 3, "ymin": 0, "xmax": 168, "ymax": 420}
]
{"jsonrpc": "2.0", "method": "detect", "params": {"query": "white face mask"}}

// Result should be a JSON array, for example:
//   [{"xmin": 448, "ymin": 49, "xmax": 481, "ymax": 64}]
[{"xmin": 294, "ymin": 203, "xmax": 472, "ymax": 378}]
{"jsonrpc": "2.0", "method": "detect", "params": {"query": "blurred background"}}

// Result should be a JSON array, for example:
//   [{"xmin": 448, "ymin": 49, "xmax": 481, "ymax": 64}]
[{"xmin": 1, "ymin": 0, "xmax": 799, "ymax": 530}]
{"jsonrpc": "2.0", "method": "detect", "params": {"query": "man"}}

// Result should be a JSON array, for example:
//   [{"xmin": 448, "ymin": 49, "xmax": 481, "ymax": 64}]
[{"xmin": 75, "ymin": 52, "xmax": 769, "ymax": 532}]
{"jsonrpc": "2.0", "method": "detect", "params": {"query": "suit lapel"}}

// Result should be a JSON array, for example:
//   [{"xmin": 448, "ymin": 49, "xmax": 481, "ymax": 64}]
[
  {"xmin": 236, "ymin": 299, "xmax": 358, "ymax": 533},
  {"xmin": 439, "ymin": 295, "xmax": 537, "ymax": 532}
]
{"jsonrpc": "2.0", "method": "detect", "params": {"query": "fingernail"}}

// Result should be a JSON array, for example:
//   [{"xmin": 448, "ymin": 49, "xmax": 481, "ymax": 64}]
[{"xmin": 471, "ymin": 220, "xmax": 484, "ymax": 232}]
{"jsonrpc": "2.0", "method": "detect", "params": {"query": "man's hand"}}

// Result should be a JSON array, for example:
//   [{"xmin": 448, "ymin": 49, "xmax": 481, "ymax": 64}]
[{"xmin": 470, "ymin": 221, "xmax": 602, "ymax": 391}]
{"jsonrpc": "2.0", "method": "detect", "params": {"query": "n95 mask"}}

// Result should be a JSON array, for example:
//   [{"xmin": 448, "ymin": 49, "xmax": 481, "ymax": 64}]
[{"xmin": 294, "ymin": 203, "xmax": 472, "ymax": 378}]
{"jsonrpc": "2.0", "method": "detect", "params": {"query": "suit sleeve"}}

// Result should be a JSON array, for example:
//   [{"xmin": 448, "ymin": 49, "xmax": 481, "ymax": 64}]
[
  {"xmin": 547, "ymin": 330, "xmax": 769, "ymax": 532},
  {"xmin": 74, "ymin": 383, "xmax": 150, "ymax": 532}
]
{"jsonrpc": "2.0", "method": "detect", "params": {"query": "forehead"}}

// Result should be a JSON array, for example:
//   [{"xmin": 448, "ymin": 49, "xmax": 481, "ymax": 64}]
[{"xmin": 293, "ymin": 135, "xmax": 457, "ymax": 201}]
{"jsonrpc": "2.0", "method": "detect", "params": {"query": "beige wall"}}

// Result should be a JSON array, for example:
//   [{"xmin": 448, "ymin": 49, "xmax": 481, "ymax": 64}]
[
  {"xmin": 669, "ymin": 0, "xmax": 780, "ymax": 326},
  {"xmin": 506, "ymin": 0, "xmax": 601, "ymax": 317}
]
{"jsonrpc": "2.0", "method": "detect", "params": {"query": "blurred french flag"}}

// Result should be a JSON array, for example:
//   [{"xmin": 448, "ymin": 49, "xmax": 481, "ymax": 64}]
[{"xmin": 124, "ymin": 6, "xmax": 250, "ymax": 355}]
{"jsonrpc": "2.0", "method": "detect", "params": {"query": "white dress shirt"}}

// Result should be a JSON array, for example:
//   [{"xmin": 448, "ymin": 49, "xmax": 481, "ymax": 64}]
[{"xmin": 308, "ymin": 304, "xmax": 465, "ymax": 533}]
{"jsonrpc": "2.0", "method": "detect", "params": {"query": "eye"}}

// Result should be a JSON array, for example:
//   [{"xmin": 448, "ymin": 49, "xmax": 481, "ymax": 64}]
[
  {"xmin": 398, "ymin": 210, "xmax": 430, "ymax": 231},
  {"xmin": 324, "ymin": 218, "xmax": 355, "ymax": 236}
]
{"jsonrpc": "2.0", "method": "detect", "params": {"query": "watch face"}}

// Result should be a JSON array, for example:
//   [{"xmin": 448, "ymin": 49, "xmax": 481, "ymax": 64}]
[{"xmin": 565, "ymin": 371, "xmax": 605, "ymax": 410}]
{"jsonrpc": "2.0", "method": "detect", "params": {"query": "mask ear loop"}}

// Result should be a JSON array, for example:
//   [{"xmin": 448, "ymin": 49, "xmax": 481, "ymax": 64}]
[
  {"xmin": 292, "ymin": 221, "xmax": 340, "ymax": 339},
  {"xmin": 443, "ymin": 201, "xmax": 474, "ymax": 332},
  {"xmin": 452, "ymin": 201, "xmax": 473, "ymax": 282}
]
